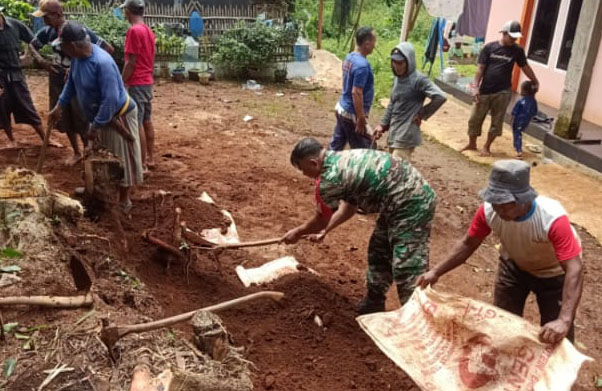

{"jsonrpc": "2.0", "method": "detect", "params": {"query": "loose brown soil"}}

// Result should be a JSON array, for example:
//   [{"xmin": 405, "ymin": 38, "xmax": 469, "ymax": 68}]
[{"xmin": 0, "ymin": 72, "xmax": 600, "ymax": 390}]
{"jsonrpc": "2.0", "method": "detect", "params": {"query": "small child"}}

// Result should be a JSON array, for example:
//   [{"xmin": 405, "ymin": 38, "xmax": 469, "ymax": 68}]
[{"xmin": 511, "ymin": 81, "xmax": 538, "ymax": 159}]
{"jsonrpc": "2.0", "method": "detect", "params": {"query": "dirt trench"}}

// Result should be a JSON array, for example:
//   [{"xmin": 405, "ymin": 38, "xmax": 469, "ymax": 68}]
[{"xmin": 0, "ymin": 74, "xmax": 600, "ymax": 390}]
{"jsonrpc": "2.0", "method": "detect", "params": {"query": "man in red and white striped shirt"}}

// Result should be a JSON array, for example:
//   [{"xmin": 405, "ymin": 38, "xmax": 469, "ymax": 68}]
[{"xmin": 417, "ymin": 160, "xmax": 583, "ymax": 344}]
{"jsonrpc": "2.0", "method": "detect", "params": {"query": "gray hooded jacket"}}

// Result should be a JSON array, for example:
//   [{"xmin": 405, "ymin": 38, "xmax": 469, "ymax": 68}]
[{"xmin": 381, "ymin": 42, "xmax": 447, "ymax": 149}]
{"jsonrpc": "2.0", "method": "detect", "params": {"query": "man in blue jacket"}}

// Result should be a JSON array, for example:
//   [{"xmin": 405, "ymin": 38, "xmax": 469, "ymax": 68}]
[{"xmin": 48, "ymin": 22, "xmax": 142, "ymax": 212}]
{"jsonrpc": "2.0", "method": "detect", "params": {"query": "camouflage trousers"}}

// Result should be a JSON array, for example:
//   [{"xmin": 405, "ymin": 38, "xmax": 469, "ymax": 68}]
[{"xmin": 366, "ymin": 190, "xmax": 436, "ymax": 306}]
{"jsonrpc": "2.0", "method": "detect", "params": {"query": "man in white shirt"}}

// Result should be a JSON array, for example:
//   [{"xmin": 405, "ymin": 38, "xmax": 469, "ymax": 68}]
[{"xmin": 417, "ymin": 160, "xmax": 583, "ymax": 344}]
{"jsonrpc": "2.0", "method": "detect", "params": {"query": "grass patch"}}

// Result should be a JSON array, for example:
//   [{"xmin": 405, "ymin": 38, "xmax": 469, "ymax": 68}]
[{"xmin": 293, "ymin": 0, "xmax": 477, "ymax": 105}]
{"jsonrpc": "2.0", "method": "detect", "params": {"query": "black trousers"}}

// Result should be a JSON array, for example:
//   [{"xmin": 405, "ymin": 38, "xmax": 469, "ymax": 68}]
[
  {"xmin": 0, "ymin": 76, "xmax": 42, "ymax": 130},
  {"xmin": 493, "ymin": 257, "xmax": 574, "ymax": 342}
]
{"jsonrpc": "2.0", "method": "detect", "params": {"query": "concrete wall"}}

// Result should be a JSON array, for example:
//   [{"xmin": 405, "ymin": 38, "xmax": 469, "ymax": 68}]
[
  {"xmin": 485, "ymin": 0, "xmax": 525, "ymax": 43},
  {"xmin": 486, "ymin": 0, "xmax": 602, "ymax": 126}
]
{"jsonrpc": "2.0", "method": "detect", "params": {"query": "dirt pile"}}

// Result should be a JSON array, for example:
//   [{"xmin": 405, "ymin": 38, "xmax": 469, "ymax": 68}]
[{"xmin": 218, "ymin": 273, "xmax": 417, "ymax": 391}]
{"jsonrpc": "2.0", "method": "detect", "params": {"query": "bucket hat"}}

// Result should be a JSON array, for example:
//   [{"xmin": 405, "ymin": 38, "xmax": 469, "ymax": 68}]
[{"xmin": 480, "ymin": 160, "xmax": 537, "ymax": 204}]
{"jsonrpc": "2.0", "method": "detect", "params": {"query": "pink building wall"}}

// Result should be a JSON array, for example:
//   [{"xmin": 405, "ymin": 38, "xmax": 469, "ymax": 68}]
[{"xmin": 485, "ymin": 0, "xmax": 602, "ymax": 126}]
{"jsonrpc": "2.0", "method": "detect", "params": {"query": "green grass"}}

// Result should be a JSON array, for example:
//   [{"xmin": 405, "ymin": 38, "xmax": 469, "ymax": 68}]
[{"xmin": 293, "ymin": 0, "xmax": 477, "ymax": 104}]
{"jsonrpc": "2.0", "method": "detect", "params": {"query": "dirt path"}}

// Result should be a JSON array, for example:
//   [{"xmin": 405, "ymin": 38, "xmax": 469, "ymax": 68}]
[
  {"xmin": 309, "ymin": 47, "xmax": 342, "ymax": 91},
  {"xmin": 1, "ymin": 73, "xmax": 600, "ymax": 390},
  {"xmin": 422, "ymin": 96, "xmax": 602, "ymax": 244}
]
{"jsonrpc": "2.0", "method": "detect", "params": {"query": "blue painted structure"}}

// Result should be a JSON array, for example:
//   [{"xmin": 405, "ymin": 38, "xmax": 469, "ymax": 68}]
[{"xmin": 189, "ymin": 11, "xmax": 203, "ymax": 37}]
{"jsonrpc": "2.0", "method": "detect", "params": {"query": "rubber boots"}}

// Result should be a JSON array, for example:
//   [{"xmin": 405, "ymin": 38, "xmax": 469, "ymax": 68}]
[{"xmin": 356, "ymin": 288, "xmax": 386, "ymax": 315}]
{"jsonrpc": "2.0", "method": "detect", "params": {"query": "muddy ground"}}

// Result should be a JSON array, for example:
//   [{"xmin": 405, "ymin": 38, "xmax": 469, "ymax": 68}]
[{"xmin": 0, "ymin": 73, "xmax": 600, "ymax": 390}]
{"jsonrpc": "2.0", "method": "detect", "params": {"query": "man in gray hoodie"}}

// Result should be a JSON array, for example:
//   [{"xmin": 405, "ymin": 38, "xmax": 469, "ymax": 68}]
[{"xmin": 374, "ymin": 42, "xmax": 447, "ymax": 161}]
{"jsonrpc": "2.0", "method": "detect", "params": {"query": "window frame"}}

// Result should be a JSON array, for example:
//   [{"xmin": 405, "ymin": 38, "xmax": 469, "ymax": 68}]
[
  {"xmin": 527, "ymin": 0, "xmax": 563, "ymax": 65},
  {"xmin": 555, "ymin": 0, "xmax": 584, "ymax": 71}
]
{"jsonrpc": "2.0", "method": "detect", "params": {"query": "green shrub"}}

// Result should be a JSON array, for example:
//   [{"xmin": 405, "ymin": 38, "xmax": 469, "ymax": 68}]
[
  {"xmin": 211, "ymin": 21, "xmax": 298, "ymax": 74},
  {"xmin": 0, "ymin": 0, "xmax": 34, "ymax": 22},
  {"xmin": 61, "ymin": 0, "xmax": 91, "ymax": 9},
  {"xmin": 153, "ymin": 24, "xmax": 186, "ymax": 62},
  {"xmin": 74, "ymin": 13, "xmax": 129, "ymax": 48}
]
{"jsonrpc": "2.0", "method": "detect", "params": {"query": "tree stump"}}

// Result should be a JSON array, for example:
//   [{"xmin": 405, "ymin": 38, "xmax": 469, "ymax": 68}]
[{"xmin": 192, "ymin": 310, "xmax": 231, "ymax": 361}]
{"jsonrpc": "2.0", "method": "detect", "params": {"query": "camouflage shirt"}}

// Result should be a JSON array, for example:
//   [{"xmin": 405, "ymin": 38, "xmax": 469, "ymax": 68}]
[{"xmin": 317, "ymin": 149, "xmax": 436, "ymax": 218}]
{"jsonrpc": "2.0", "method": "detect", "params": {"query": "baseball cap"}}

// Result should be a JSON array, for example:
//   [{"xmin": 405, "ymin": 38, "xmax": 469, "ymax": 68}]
[
  {"xmin": 32, "ymin": 0, "xmax": 50, "ymax": 17},
  {"xmin": 500, "ymin": 20, "xmax": 522, "ymax": 39},
  {"xmin": 59, "ymin": 21, "xmax": 87, "ymax": 43},
  {"xmin": 391, "ymin": 50, "xmax": 406, "ymax": 62},
  {"xmin": 479, "ymin": 160, "xmax": 537, "ymax": 205},
  {"xmin": 120, "ymin": 0, "xmax": 145, "ymax": 9}
]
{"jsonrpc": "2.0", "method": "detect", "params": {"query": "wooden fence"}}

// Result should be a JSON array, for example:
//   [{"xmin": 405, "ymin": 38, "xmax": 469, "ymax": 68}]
[{"xmin": 63, "ymin": 1, "xmax": 287, "ymax": 38}]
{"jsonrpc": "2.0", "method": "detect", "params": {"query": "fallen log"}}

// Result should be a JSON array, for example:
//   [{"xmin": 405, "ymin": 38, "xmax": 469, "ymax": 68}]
[
  {"xmin": 0, "ymin": 293, "xmax": 93, "ymax": 308},
  {"xmin": 129, "ymin": 363, "xmax": 152, "ymax": 391},
  {"xmin": 101, "ymin": 291, "xmax": 284, "ymax": 354}
]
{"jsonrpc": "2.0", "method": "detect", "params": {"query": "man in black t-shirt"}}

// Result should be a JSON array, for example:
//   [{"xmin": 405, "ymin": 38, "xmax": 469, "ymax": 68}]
[
  {"xmin": 0, "ymin": 9, "xmax": 62, "ymax": 149},
  {"xmin": 26, "ymin": 0, "xmax": 113, "ymax": 165},
  {"xmin": 461, "ymin": 20, "xmax": 539, "ymax": 157}
]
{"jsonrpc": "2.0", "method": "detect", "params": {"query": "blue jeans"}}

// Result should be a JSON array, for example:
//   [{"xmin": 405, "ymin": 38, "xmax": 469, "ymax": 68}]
[
  {"xmin": 329, "ymin": 113, "xmax": 373, "ymax": 151},
  {"xmin": 512, "ymin": 124, "xmax": 524, "ymax": 153}
]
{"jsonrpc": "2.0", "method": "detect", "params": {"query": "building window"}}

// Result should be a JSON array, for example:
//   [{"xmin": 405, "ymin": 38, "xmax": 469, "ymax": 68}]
[
  {"xmin": 528, "ymin": 0, "xmax": 562, "ymax": 64},
  {"xmin": 557, "ymin": 0, "xmax": 584, "ymax": 70}
]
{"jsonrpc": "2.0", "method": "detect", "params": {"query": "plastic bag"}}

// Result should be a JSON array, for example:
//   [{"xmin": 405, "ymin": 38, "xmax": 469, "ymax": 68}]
[
  {"xmin": 357, "ymin": 288, "xmax": 591, "ymax": 391},
  {"xmin": 242, "ymin": 80, "xmax": 263, "ymax": 91},
  {"xmin": 236, "ymin": 256, "xmax": 301, "ymax": 287}
]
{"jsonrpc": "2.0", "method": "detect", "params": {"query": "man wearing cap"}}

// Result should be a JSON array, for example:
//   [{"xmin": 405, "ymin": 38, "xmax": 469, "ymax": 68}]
[
  {"xmin": 417, "ymin": 160, "xmax": 583, "ymax": 345},
  {"xmin": 47, "ymin": 21, "xmax": 143, "ymax": 211},
  {"xmin": 329, "ymin": 26, "xmax": 376, "ymax": 151},
  {"xmin": 0, "ymin": 7, "xmax": 61, "ymax": 149},
  {"xmin": 27, "ymin": 0, "xmax": 113, "ymax": 165},
  {"xmin": 374, "ymin": 42, "xmax": 446, "ymax": 161},
  {"xmin": 121, "ymin": 0, "xmax": 156, "ymax": 173},
  {"xmin": 461, "ymin": 21, "xmax": 539, "ymax": 157}
]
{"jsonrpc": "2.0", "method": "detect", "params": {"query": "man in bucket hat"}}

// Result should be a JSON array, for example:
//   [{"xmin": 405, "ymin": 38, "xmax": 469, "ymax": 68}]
[{"xmin": 417, "ymin": 160, "xmax": 584, "ymax": 345}]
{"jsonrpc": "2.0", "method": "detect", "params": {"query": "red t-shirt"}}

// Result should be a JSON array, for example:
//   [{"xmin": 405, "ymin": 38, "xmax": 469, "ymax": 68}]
[
  {"xmin": 315, "ymin": 178, "xmax": 333, "ymax": 219},
  {"xmin": 124, "ymin": 23, "xmax": 155, "ymax": 86},
  {"xmin": 468, "ymin": 205, "xmax": 581, "ymax": 262}
]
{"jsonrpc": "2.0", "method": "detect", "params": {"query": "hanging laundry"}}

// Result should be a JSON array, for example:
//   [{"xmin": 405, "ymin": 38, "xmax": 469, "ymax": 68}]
[
  {"xmin": 422, "ymin": 18, "xmax": 445, "ymax": 76},
  {"xmin": 423, "ymin": 0, "xmax": 464, "ymax": 20},
  {"xmin": 456, "ymin": 0, "xmax": 492, "ymax": 38}
]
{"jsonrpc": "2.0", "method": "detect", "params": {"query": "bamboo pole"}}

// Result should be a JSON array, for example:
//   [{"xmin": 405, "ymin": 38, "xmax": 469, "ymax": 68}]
[
  {"xmin": 348, "ymin": 0, "xmax": 366, "ymax": 53},
  {"xmin": 317, "ymin": 0, "xmax": 324, "ymax": 49},
  {"xmin": 0, "ymin": 294, "xmax": 93, "ymax": 308}
]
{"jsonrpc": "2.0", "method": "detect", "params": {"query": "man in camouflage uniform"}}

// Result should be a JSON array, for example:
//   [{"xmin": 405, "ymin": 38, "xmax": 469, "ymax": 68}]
[{"xmin": 284, "ymin": 137, "xmax": 436, "ymax": 314}]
